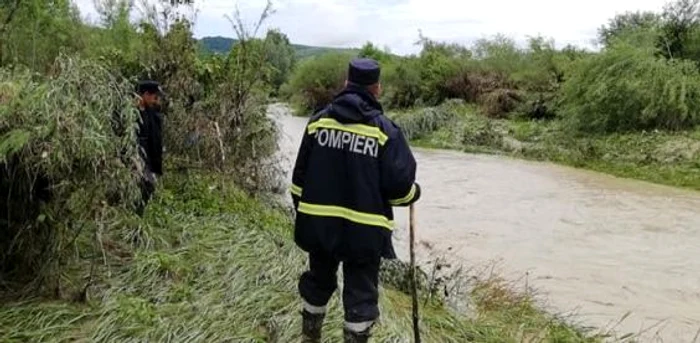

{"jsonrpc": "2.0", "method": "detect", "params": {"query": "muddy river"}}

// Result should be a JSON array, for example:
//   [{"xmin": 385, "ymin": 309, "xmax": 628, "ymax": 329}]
[{"xmin": 271, "ymin": 104, "xmax": 700, "ymax": 342}]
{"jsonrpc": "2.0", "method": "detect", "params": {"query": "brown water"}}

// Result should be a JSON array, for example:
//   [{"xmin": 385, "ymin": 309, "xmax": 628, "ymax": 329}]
[{"xmin": 272, "ymin": 105, "xmax": 700, "ymax": 342}]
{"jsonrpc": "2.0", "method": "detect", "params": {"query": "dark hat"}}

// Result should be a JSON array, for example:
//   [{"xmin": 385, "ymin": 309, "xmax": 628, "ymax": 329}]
[
  {"xmin": 348, "ymin": 58, "xmax": 380, "ymax": 86},
  {"xmin": 136, "ymin": 80, "xmax": 165, "ymax": 96}
]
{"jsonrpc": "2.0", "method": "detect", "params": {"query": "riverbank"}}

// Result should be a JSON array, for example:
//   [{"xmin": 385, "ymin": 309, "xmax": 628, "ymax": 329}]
[
  {"xmin": 0, "ymin": 170, "xmax": 601, "ymax": 342},
  {"xmin": 389, "ymin": 100, "xmax": 700, "ymax": 191}
]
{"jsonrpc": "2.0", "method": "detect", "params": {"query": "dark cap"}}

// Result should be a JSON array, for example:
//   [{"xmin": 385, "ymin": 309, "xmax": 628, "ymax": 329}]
[
  {"xmin": 348, "ymin": 58, "xmax": 380, "ymax": 86},
  {"xmin": 136, "ymin": 80, "xmax": 164, "ymax": 96}
]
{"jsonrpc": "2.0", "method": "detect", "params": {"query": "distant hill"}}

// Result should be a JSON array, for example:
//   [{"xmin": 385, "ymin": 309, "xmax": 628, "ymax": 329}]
[{"xmin": 198, "ymin": 36, "xmax": 359, "ymax": 59}]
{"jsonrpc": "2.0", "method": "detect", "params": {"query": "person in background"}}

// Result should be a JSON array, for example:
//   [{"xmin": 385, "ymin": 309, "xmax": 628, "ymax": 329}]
[
  {"xmin": 290, "ymin": 58, "xmax": 421, "ymax": 343},
  {"xmin": 135, "ymin": 80, "xmax": 165, "ymax": 216}
]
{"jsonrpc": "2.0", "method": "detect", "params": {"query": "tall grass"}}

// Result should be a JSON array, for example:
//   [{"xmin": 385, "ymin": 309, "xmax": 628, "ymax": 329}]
[
  {"xmin": 0, "ymin": 172, "xmax": 602, "ymax": 342},
  {"xmin": 0, "ymin": 55, "xmax": 140, "ymax": 295}
]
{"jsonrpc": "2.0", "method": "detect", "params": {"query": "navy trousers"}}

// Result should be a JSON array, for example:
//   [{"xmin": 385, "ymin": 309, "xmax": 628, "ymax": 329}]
[{"xmin": 298, "ymin": 252, "xmax": 381, "ymax": 323}]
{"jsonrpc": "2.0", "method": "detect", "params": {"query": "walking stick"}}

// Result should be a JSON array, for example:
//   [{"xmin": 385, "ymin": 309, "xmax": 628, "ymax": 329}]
[{"xmin": 409, "ymin": 204, "xmax": 421, "ymax": 343}]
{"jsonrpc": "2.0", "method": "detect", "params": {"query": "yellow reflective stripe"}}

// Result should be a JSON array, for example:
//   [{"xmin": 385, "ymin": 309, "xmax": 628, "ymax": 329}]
[
  {"xmin": 290, "ymin": 184, "xmax": 303, "ymax": 197},
  {"xmin": 297, "ymin": 202, "xmax": 395, "ymax": 230},
  {"xmin": 389, "ymin": 184, "xmax": 417, "ymax": 206},
  {"xmin": 307, "ymin": 118, "xmax": 388, "ymax": 145}
]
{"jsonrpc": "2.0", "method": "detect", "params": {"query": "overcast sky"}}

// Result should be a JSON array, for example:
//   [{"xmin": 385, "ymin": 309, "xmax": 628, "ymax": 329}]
[{"xmin": 75, "ymin": 0, "xmax": 670, "ymax": 55}]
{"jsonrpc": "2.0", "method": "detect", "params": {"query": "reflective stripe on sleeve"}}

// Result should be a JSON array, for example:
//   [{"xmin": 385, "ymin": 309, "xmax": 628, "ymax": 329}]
[
  {"xmin": 290, "ymin": 183, "xmax": 303, "ymax": 197},
  {"xmin": 389, "ymin": 184, "xmax": 417, "ymax": 206},
  {"xmin": 297, "ymin": 202, "xmax": 395, "ymax": 230}
]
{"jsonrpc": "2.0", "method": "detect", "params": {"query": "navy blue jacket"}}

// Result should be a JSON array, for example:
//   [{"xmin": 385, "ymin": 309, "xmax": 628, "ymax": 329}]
[
  {"xmin": 291, "ymin": 85, "xmax": 421, "ymax": 261},
  {"xmin": 137, "ymin": 108, "xmax": 164, "ymax": 176}
]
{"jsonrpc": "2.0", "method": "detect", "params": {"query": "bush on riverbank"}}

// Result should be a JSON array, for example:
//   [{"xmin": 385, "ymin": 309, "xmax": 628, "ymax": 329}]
[
  {"xmin": 559, "ymin": 40, "xmax": 700, "ymax": 133},
  {"xmin": 283, "ymin": 35, "xmax": 578, "ymax": 119},
  {"xmin": 281, "ymin": 52, "xmax": 353, "ymax": 113}
]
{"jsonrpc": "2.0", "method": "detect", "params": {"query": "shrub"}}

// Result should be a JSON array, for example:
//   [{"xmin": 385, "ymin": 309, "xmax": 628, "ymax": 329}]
[
  {"xmin": 203, "ymin": 37, "xmax": 282, "ymax": 192},
  {"xmin": 357, "ymin": 42, "xmax": 394, "ymax": 63},
  {"xmin": 0, "ymin": 55, "xmax": 141, "ymax": 294},
  {"xmin": 0, "ymin": 0, "xmax": 86, "ymax": 72},
  {"xmin": 416, "ymin": 41, "xmax": 465, "ymax": 105},
  {"xmin": 114, "ymin": 5, "xmax": 283, "ymax": 193},
  {"xmin": 560, "ymin": 42, "xmax": 700, "ymax": 133},
  {"xmin": 282, "ymin": 52, "xmax": 352, "ymax": 113},
  {"xmin": 382, "ymin": 57, "xmax": 423, "ymax": 108}
]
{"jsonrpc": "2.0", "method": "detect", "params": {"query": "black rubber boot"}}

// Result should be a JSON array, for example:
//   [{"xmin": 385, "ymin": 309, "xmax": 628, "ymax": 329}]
[
  {"xmin": 343, "ymin": 328, "xmax": 371, "ymax": 343},
  {"xmin": 301, "ymin": 310, "xmax": 325, "ymax": 343}
]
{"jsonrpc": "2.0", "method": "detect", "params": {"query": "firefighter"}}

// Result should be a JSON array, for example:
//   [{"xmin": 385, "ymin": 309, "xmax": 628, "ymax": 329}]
[
  {"xmin": 135, "ymin": 80, "xmax": 165, "ymax": 216},
  {"xmin": 290, "ymin": 58, "xmax": 421, "ymax": 343}
]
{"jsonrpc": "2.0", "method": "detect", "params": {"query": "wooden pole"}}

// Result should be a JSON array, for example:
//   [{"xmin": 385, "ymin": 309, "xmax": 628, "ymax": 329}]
[{"xmin": 409, "ymin": 204, "xmax": 421, "ymax": 343}]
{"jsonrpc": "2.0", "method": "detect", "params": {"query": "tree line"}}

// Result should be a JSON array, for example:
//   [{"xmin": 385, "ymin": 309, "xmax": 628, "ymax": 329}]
[{"xmin": 283, "ymin": 0, "xmax": 700, "ymax": 135}]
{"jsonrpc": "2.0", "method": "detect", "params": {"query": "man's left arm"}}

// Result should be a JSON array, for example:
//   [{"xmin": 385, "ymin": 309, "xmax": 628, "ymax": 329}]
[
  {"xmin": 379, "ymin": 125, "xmax": 421, "ymax": 207},
  {"xmin": 291, "ymin": 128, "xmax": 314, "ymax": 209}
]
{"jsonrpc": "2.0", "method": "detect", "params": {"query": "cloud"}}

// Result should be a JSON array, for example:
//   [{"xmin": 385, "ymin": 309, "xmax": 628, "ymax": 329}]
[{"xmin": 74, "ymin": 0, "xmax": 669, "ymax": 54}]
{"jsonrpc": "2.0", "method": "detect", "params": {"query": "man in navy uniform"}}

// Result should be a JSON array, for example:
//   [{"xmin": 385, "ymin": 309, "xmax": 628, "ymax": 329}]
[
  {"xmin": 135, "ymin": 80, "xmax": 165, "ymax": 215},
  {"xmin": 290, "ymin": 58, "xmax": 421, "ymax": 342}
]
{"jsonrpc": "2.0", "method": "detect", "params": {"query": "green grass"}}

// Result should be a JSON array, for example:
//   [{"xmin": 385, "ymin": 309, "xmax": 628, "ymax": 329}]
[
  {"xmin": 0, "ymin": 171, "xmax": 602, "ymax": 342},
  {"xmin": 392, "ymin": 102, "xmax": 700, "ymax": 191}
]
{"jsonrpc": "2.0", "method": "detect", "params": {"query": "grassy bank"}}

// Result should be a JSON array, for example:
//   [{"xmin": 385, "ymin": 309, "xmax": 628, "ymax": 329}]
[
  {"xmin": 0, "ymin": 171, "xmax": 601, "ymax": 342},
  {"xmin": 391, "ymin": 100, "xmax": 700, "ymax": 191}
]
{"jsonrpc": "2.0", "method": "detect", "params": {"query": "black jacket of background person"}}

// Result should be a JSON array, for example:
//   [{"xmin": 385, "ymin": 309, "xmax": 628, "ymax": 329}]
[
  {"xmin": 291, "ymin": 84, "xmax": 421, "ymax": 262},
  {"xmin": 138, "ymin": 107, "xmax": 164, "ymax": 176}
]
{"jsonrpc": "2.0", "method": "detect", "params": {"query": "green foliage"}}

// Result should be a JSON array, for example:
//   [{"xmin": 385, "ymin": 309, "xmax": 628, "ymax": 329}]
[
  {"xmin": 382, "ymin": 57, "xmax": 423, "ymax": 108},
  {"xmin": 597, "ymin": 0, "xmax": 700, "ymax": 62},
  {"xmin": 560, "ymin": 42, "xmax": 700, "ymax": 133},
  {"xmin": 264, "ymin": 29, "xmax": 297, "ymax": 94},
  {"xmin": 416, "ymin": 38, "xmax": 467, "ymax": 105},
  {"xmin": 660, "ymin": 0, "xmax": 700, "ymax": 60},
  {"xmin": 282, "ymin": 52, "xmax": 353, "ymax": 112},
  {"xmin": 0, "ymin": 55, "xmax": 141, "ymax": 292},
  {"xmin": 0, "ymin": 0, "xmax": 86, "ymax": 71},
  {"xmin": 598, "ymin": 11, "xmax": 662, "ymax": 46},
  {"xmin": 358, "ymin": 42, "xmax": 393, "ymax": 63},
  {"xmin": 382, "ymin": 37, "xmax": 470, "ymax": 108},
  {"xmin": 382, "ymin": 34, "xmax": 574, "ymax": 118}
]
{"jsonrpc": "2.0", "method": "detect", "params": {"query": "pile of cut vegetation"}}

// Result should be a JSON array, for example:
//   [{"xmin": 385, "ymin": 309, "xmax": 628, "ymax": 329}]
[
  {"xmin": 391, "ymin": 99, "xmax": 465, "ymax": 141},
  {"xmin": 0, "ymin": 55, "xmax": 141, "ymax": 296}
]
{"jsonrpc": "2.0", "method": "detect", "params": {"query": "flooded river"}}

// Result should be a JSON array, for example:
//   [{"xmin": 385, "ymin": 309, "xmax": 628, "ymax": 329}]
[{"xmin": 271, "ymin": 104, "xmax": 700, "ymax": 342}]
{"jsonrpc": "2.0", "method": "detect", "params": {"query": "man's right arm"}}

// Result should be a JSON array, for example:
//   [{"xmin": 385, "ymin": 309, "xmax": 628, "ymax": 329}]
[{"xmin": 380, "ymin": 125, "xmax": 421, "ymax": 207}]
